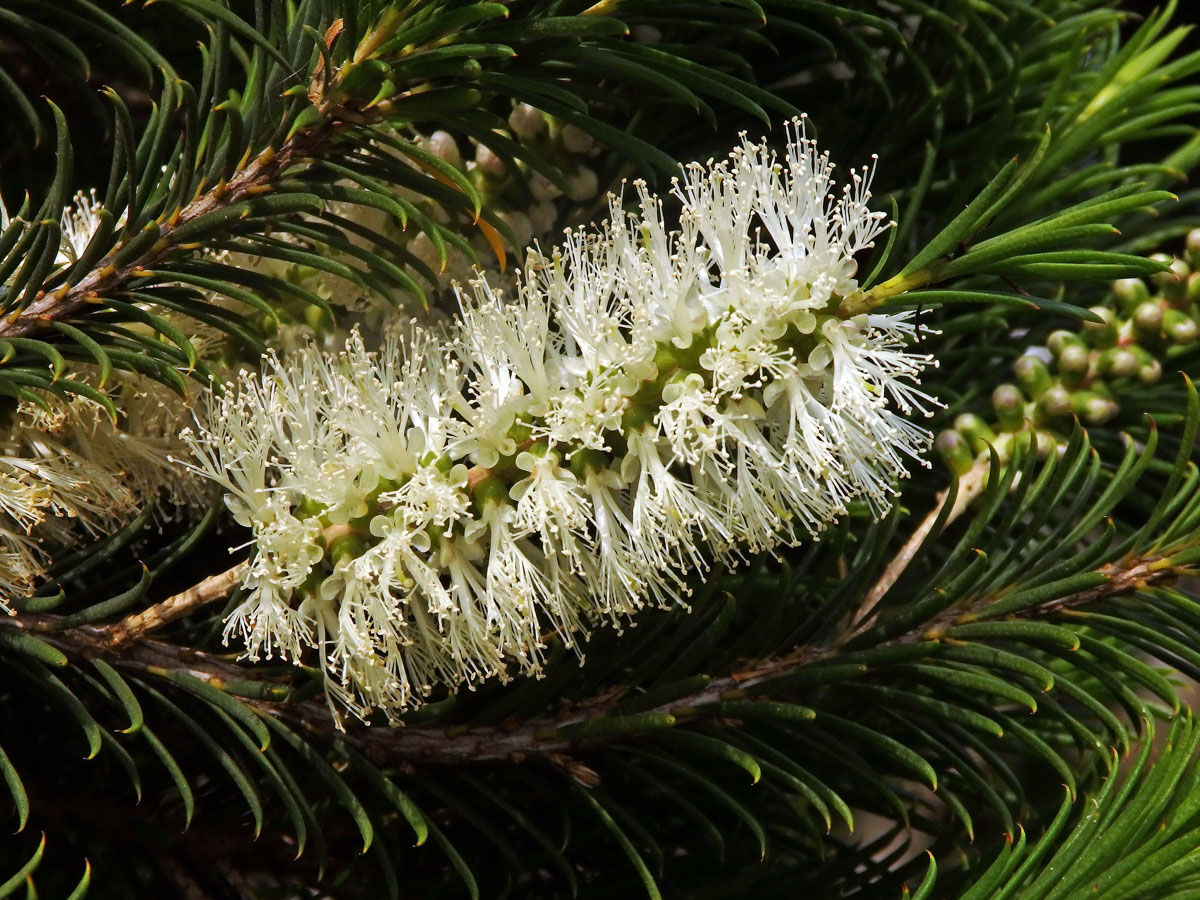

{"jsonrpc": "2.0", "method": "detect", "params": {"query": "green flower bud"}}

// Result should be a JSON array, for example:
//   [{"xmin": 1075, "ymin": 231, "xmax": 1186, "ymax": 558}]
[
  {"xmin": 992, "ymin": 383, "xmax": 1026, "ymax": 432},
  {"xmin": 1033, "ymin": 430, "xmax": 1059, "ymax": 459},
  {"xmin": 1082, "ymin": 306, "xmax": 1117, "ymax": 348},
  {"xmin": 1151, "ymin": 254, "xmax": 1189, "ymax": 301},
  {"xmin": 1099, "ymin": 347, "xmax": 1138, "ymax": 379},
  {"xmin": 954, "ymin": 413, "xmax": 997, "ymax": 455},
  {"xmin": 1164, "ymin": 308, "xmax": 1199, "ymax": 345},
  {"xmin": 1057, "ymin": 344, "xmax": 1091, "ymax": 382},
  {"xmin": 935, "ymin": 430, "xmax": 974, "ymax": 475},
  {"xmin": 1187, "ymin": 272, "xmax": 1200, "ymax": 305},
  {"xmin": 1133, "ymin": 300, "xmax": 1164, "ymax": 337},
  {"xmin": 304, "ymin": 302, "xmax": 334, "ymax": 334},
  {"xmin": 1113, "ymin": 277, "xmax": 1150, "ymax": 312},
  {"xmin": 1071, "ymin": 391, "xmax": 1118, "ymax": 425},
  {"xmin": 991, "ymin": 431, "xmax": 1015, "ymax": 463},
  {"xmin": 1138, "ymin": 357, "xmax": 1163, "ymax": 386},
  {"xmin": 1047, "ymin": 330, "xmax": 1083, "ymax": 355},
  {"xmin": 1038, "ymin": 384, "xmax": 1072, "ymax": 418},
  {"xmin": 1187, "ymin": 228, "xmax": 1200, "ymax": 269},
  {"xmin": 1014, "ymin": 354, "xmax": 1052, "ymax": 397}
]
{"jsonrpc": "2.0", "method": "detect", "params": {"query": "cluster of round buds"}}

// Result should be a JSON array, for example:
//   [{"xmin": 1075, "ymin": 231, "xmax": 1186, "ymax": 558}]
[
  {"xmin": 218, "ymin": 112, "xmax": 605, "ymax": 359},
  {"xmin": 407, "ymin": 104, "xmax": 604, "ymax": 279},
  {"xmin": 937, "ymin": 231, "xmax": 1200, "ymax": 473},
  {"xmin": 187, "ymin": 122, "xmax": 937, "ymax": 721}
]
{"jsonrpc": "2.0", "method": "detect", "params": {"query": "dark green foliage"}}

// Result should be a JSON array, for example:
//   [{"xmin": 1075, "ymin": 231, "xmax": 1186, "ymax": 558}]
[{"xmin": 2, "ymin": 1, "xmax": 1200, "ymax": 898}]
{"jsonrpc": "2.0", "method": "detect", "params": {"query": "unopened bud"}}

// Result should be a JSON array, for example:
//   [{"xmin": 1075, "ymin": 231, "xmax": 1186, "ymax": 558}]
[
  {"xmin": 1187, "ymin": 228, "xmax": 1200, "ymax": 269},
  {"xmin": 1099, "ymin": 347, "xmax": 1137, "ymax": 378},
  {"xmin": 497, "ymin": 210, "xmax": 533, "ymax": 251},
  {"xmin": 935, "ymin": 430, "xmax": 974, "ymax": 475},
  {"xmin": 1151, "ymin": 253, "xmax": 1188, "ymax": 300},
  {"xmin": 560, "ymin": 124, "xmax": 595, "ymax": 155},
  {"xmin": 1082, "ymin": 306, "xmax": 1117, "ymax": 348},
  {"xmin": 475, "ymin": 141, "xmax": 507, "ymax": 177},
  {"xmin": 1187, "ymin": 272, "xmax": 1200, "ymax": 304},
  {"xmin": 1033, "ymin": 430, "xmax": 1058, "ymax": 458},
  {"xmin": 1166, "ymin": 257, "xmax": 1191, "ymax": 301},
  {"xmin": 1133, "ymin": 301, "xmax": 1164, "ymax": 336},
  {"xmin": 992, "ymin": 384, "xmax": 1026, "ymax": 431},
  {"xmin": 1047, "ymin": 330, "xmax": 1083, "ymax": 356},
  {"xmin": 567, "ymin": 167, "xmax": 599, "ymax": 202},
  {"xmin": 528, "ymin": 172, "xmax": 563, "ymax": 202},
  {"xmin": 954, "ymin": 413, "xmax": 996, "ymax": 455},
  {"xmin": 1071, "ymin": 391, "xmax": 1119, "ymax": 425},
  {"xmin": 303, "ymin": 303, "xmax": 333, "ymax": 334},
  {"xmin": 1113, "ymin": 277, "xmax": 1150, "ymax": 312},
  {"xmin": 423, "ymin": 130, "xmax": 462, "ymax": 168},
  {"xmin": 1138, "ymin": 358, "xmax": 1163, "ymax": 385},
  {"xmin": 1038, "ymin": 384, "xmax": 1072, "ymax": 418},
  {"xmin": 508, "ymin": 103, "xmax": 547, "ymax": 141},
  {"xmin": 527, "ymin": 201, "xmax": 557, "ymax": 235},
  {"xmin": 1165, "ymin": 308, "xmax": 1199, "ymax": 345},
  {"xmin": 1057, "ymin": 344, "xmax": 1091, "ymax": 377},
  {"xmin": 1014, "ymin": 355, "xmax": 1052, "ymax": 397}
]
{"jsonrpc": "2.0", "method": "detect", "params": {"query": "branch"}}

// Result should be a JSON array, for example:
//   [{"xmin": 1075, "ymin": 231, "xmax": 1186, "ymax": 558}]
[
  {"xmin": 104, "ymin": 560, "xmax": 248, "ymax": 649},
  {"xmin": 3, "ymin": 118, "xmax": 335, "ymax": 341},
  {"xmin": 0, "ymin": 12, "xmax": 424, "ymax": 344},
  {"xmin": 2, "ymin": 550, "xmax": 1182, "ymax": 769},
  {"xmin": 848, "ymin": 457, "xmax": 991, "ymax": 632}
]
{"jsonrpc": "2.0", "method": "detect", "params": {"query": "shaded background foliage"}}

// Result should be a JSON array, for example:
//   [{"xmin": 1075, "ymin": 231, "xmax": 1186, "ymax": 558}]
[{"xmin": 1, "ymin": 1, "xmax": 1200, "ymax": 899}]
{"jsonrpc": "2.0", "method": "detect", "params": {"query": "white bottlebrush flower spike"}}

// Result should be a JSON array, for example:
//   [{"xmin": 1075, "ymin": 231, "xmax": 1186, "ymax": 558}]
[
  {"xmin": 187, "ymin": 120, "xmax": 937, "ymax": 722},
  {"xmin": 0, "ymin": 374, "xmax": 209, "ymax": 609}
]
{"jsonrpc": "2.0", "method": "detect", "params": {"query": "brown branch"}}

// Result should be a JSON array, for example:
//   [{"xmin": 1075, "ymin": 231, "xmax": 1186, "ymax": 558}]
[
  {"xmin": 105, "ymin": 560, "xmax": 249, "ymax": 649},
  {"xmin": 2, "ymin": 551, "xmax": 1182, "ymax": 769},
  {"xmin": 848, "ymin": 457, "xmax": 991, "ymax": 634},
  {"xmin": 2, "ymin": 10, "xmax": 410, "ymax": 345},
  {"xmin": 2, "ymin": 119, "xmax": 335, "ymax": 342}
]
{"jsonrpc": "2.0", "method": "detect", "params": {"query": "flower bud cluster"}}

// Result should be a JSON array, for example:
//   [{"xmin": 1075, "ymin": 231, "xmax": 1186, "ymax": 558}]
[
  {"xmin": 936, "ymin": 231, "xmax": 1200, "ymax": 473},
  {"xmin": 188, "ymin": 123, "xmax": 936, "ymax": 720},
  {"xmin": 223, "ymin": 109, "xmax": 605, "ymax": 359}
]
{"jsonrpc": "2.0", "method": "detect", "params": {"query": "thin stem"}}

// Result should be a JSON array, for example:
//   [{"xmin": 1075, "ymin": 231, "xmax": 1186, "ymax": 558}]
[
  {"xmin": 3, "ymin": 549, "xmax": 1180, "ymax": 766},
  {"xmin": 837, "ymin": 267, "xmax": 937, "ymax": 317},
  {"xmin": 104, "ymin": 560, "xmax": 248, "ymax": 648},
  {"xmin": 847, "ymin": 457, "xmax": 991, "ymax": 634}
]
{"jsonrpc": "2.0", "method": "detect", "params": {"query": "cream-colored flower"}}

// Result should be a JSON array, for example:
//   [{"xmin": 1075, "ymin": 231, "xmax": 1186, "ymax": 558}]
[{"xmin": 187, "ymin": 122, "xmax": 935, "ymax": 722}]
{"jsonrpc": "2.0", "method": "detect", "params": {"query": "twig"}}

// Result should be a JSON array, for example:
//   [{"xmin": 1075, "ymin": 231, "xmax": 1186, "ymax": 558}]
[
  {"xmin": 105, "ymin": 560, "xmax": 248, "ymax": 648},
  {"xmin": 847, "ymin": 457, "xmax": 991, "ymax": 633},
  {"xmin": 2, "ymin": 550, "xmax": 1179, "ymax": 767}
]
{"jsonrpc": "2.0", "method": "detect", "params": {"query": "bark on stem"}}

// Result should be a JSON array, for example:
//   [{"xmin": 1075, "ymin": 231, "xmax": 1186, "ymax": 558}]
[
  {"xmin": 2, "ymin": 550, "xmax": 1177, "ymax": 767},
  {"xmin": 105, "ymin": 560, "xmax": 249, "ymax": 648}
]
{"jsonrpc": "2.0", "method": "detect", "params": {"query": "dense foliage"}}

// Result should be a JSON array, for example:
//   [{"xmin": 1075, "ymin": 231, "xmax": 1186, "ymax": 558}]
[{"xmin": 1, "ymin": 1, "xmax": 1199, "ymax": 898}]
